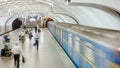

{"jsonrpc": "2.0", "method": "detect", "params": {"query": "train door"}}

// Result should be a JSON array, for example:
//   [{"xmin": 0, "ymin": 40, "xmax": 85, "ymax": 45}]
[
  {"xmin": 63, "ymin": 30, "xmax": 68, "ymax": 52},
  {"xmin": 94, "ymin": 46, "xmax": 109, "ymax": 68},
  {"xmin": 68, "ymin": 33, "xmax": 73, "ymax": 59},
  {"xmin": 73, "ymin": 36, "xmax": 82, "ymax": 68},
  {"xmin": 82, "ymin": 42, "xmax": 94, "ymax": 68}
]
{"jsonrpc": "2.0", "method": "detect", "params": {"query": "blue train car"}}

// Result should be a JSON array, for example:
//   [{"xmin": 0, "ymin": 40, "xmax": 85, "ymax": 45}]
[{"xmin": 48, "ymin": 22, "xmax": 120, "ymax": 68}]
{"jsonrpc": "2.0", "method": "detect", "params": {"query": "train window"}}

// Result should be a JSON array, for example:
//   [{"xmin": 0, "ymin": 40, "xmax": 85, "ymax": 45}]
[
  {"xmin": 57, "ymin": 28, "xmax": 58, "ymax": 35},
  {"xmin": 74, "ymin": 37, "xmax": 80, "ymax": 52},
  {"xmin": 68, "ymin": 33, "xmax": 72, "ymax": 46},
  {"xmin": 58, "ymin": 28, "xmax": 59, "ymax": 37},
  {"xmin": 55, "ymin": 28, "xmax": 56, "ymax": 33},
  {"xmin": 57, "ymin": 28, "xmax": 59, "ymax": 37},
  {"xmin": 84, "ymin": 42, "xmax": 94, "ymax": 63},
  {"xmin": 59, "ymin": 29, "xmax": 60, "ymax": 38},
  {"xmin": 59, "ymin": 29, "xmax": 61, "ymax": 39},
  {"xmin": 60, "ymin": 29, "xmax": 62, "ymax": 42}
]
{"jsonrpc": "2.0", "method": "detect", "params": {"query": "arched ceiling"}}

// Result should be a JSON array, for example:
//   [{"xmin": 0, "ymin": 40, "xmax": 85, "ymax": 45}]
[
  {"xmin": 68, "ymin": 0, "xmax": 120, "ymax": 12},
  {"xmin": 0, "ymin": 0, "xmax": 53, "ymax": 16},
  {"xmin": 0, "ymin": 0, "xmax": 120, "ymax": 30}
]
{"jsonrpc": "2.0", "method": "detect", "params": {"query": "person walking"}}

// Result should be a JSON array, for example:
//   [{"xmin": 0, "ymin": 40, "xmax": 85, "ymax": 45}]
[
  {"xmin": 34, "ymin": 33, "xmax": 39, "ymax": 51},
  {"xmin": 11, "ymin": 42, "xmax": 22, "ymax": 68}
]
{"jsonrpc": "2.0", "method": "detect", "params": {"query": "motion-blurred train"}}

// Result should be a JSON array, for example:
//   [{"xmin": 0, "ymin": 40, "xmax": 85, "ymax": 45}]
[
  {"xmin": 48, "ymin": 22, "xmax": 120, "ymax": 68},
  {"xmin": 0, "ymin": 16, "xmax": 22, "ymax": 35}
]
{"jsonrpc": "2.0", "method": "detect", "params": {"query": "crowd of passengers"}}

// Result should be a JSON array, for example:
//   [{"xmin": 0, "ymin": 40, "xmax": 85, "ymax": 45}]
[{"xmin": 1, "ymin": 24, "xmax": 41, "ymax": 57}]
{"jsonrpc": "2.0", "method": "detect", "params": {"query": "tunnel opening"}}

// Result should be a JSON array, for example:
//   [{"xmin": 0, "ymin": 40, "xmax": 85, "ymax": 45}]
[
  {"xmin": 43, "ymin": 18, "xmax": 54, "ymax": 28},
  {"xmin": 12, "ymin": 18, "xmax": 22, "ymax": 30}
]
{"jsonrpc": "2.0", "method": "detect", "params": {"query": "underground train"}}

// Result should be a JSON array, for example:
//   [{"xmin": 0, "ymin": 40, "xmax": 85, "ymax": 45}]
[
  {"xmin": 0, "ymin": 16, "xmax": 22, "ymax": 35},
  {"xmin": 48, "ymin": 22, "xmax": 120, "ymax": 68}
]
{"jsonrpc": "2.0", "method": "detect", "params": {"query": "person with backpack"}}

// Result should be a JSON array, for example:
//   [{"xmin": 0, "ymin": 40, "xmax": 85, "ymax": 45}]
[{"xmin": 1, "ymin": 41, "xmax": 11, "ymax": 57}]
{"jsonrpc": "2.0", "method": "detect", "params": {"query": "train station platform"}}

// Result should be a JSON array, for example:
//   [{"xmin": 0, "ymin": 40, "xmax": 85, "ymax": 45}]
[{"xmin": 0, "ymin": 28, "xmax": 75, "ymax": 68}]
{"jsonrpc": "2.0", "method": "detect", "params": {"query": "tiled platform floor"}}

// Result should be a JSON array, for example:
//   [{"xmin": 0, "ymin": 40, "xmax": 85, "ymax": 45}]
[{"xmin": 0, "ymin": 28, "xmax": 75, "ymax": 68}]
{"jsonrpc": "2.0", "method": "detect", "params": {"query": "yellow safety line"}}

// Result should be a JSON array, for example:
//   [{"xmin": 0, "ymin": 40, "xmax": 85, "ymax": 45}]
[
  {"xmin": 74, "ymin": 48, "xmax": 96, "ymax": 68},
  {"xmin": 61, "ymin": 38, "xmax": 96, "ymax": 68}
]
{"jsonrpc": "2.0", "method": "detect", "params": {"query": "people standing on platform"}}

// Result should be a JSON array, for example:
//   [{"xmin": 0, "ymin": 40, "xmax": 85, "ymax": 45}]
[
  {"xmin": 19, "ymin": 30, "xmax": 25, "ymax": 43},
  {"xmin": 3, "ymin": 34, "xmax": 10, "ymax": 43},
  {"xmin": 35, "ymin": 25, "xmax": 37, "ymax": 33},
  {"xmin": 25, "ymin": 29, "xmax": 28, "ymax": 35},
  {"xmin": 11, "ymin": 42, "xmax": 22, "ymax": 68},
  {"xmin": 34, "ymin": 33, "xmax": 39, "ymax": 51},
  {"xmin": 38, "ymin": 28, "xmax": 41, "ymax": 33},
  {"xmin": 3, "ymin": 41, "xmax": 11, "ymax": 51},
  {"xmin": 1, "ymin": 41, "xmax": 11, "ymax": 57},
  {"xmin": 21, "ymin": 30, "xmax": 25, "ymax": 36},
  {"xmin": 28, "ymin": 29, "xmax": 33, "ymax": 40},
  {"xmin": 22, "ymin": 24, "xmax": 26, "ymax": 30},
  {"xmin": 3, "ymin": 33, "xmax": 10, "ymax": 49}
]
